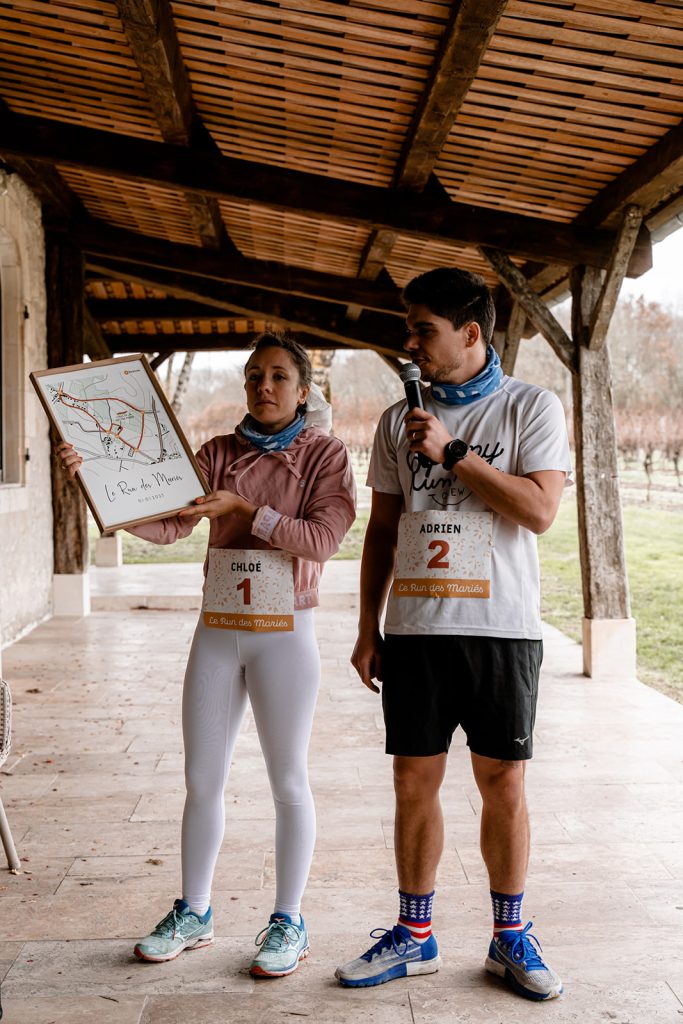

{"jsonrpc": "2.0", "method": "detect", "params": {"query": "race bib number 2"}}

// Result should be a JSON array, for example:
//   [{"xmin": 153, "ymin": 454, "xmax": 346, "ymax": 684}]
[
  {"xmin": 203, "ymin": 549, "xmax": 294, "ymax": 631},
  {"xmin": 393, "ymin": 510, "xmax": 492, "ymax": 599}
]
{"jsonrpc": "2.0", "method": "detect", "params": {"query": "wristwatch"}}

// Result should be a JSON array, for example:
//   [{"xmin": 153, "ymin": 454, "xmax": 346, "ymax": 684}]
[{"xmin": 442, "ymin": 438, "xmax": 469, "ymax": 471}]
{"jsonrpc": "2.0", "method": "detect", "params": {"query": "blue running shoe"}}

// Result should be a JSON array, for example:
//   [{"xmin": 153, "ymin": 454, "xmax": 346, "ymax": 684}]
[
  {"xmin": 250, "ymin": 913, "xmax": 310, "ymax": 978},
  {"xmin": 134, "ymin": 899, "xmax": 214, "ymax": 962},
  {"xmin": 335, "ymin": 924, "xmax": 441, "ymax": 987},
  {"xmin": 485, "ymin": 921, "xmax": 563, "ymax": 1000}
]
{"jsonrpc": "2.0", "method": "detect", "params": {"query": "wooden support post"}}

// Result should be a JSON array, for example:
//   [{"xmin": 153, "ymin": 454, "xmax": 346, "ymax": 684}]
[
  {"xmin": 570, "ymin": 265, "xmax": 634, "ymax": 678},
  {"xmin": 46, "ymin": 239, "xmax": 90, "ymax": 615}
]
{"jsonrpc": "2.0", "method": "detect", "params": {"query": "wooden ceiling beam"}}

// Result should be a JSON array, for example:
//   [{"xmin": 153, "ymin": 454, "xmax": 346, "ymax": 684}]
[
  {"xmin": 86, "ymin": 257, "xmax": 409, "ymax": 358},
  {"xmin": 0, "ymin": 101, "xmax": 87, "ymax": 225},
  {"xmin": 88, "ymin": 299, "xmax": 249, "ymax": 321},
  {"xmin": 105, "ymin": 332, "xmax": 346, "ymax": 354},
  {"xmin": 394, "ymin": 0, "xmax": 509, "ymax": 192},
  {"xmin": 73, "ymin": 219, "xmax": 405, "ymax": 314},
  {"xmin": 112, "ymin": 0, "xmax": 232, "ymax": 252},
  {"xmin": 512, "ymin": 113, "xmax": 679, "ymax": 323},
  {"xmin": 0, "ymin": 111, "xmax": 652, "ymax": 275},
  {"xmin": 113, "ymin": 0, "xmax": 194, "ymax": 146},
  {"xmin": 577, "ymin": 120, "xmax": 683, "ymax": 231},
  {"xmin": 355, "ymin": 1, "xmax": 508, "ymax": 287}
]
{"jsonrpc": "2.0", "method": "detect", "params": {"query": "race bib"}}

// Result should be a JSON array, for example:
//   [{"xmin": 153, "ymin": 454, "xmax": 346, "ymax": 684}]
[
  {"xmin": 393, "ymin": 510, "xmax": 492, "ymax": 599},
  {"xmin": 202, "ymin": 549, "xmax": 294, "ymax": 631}
]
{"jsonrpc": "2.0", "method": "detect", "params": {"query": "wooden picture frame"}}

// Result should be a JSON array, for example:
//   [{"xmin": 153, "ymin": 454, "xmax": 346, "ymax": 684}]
[{"xmin": 30, "ymin": 354, "xmax": 210, "ymax": 533}]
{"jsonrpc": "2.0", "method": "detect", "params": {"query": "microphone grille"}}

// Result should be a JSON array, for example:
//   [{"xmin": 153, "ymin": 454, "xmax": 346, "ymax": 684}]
[{"xmin": 399, "ymin": 362, "xmax": 422, "ymax": 384}]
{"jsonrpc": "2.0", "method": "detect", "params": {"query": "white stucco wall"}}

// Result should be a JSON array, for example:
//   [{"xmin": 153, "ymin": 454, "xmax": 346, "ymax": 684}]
[{"xmin": 0, "ymin": 171, "xmax": 52, "ymax": 653}]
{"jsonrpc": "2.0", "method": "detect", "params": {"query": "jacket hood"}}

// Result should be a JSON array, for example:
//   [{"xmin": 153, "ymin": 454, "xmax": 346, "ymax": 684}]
[{"xmin": 227, "ymin": 425, "xmax": 330, "ymax": 496}]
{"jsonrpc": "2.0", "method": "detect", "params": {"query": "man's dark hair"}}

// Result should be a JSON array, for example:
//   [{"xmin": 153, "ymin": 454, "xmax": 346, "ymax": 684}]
[
  {"xmin": 247, "ymin": 330, "xmax": 313, "ymax": 389},
  {"xmin": 402, "ymin": 268, "xmax": 496, "ymax": 345}
]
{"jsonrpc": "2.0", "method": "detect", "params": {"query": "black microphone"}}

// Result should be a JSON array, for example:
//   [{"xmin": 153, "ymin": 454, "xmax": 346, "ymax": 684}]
[{"xmin": 399, "ymin": 363, "xmax": 432, "ymax": 467}]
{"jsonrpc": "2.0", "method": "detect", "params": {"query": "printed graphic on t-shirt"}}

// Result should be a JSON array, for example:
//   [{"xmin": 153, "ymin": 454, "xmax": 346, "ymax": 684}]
[
  {"xmin": 203, "ymin": 549, "xmax": 294, "ymax": 631},
  {"xmin": 394, "ymin": 510, "xmax": 492, "ymax": 599},
  {"xmin": 405, "ymin": 438, "xmax": 505, "ymax": 509}
]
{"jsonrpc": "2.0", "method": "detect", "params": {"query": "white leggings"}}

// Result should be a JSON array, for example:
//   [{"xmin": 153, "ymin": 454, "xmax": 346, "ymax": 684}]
[{"xmin": 181, "ymin": 610, "xmax": 320, "ymax": 917}]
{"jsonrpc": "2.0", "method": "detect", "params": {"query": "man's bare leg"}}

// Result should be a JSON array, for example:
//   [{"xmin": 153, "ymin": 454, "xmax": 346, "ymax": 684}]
[{"xmin": 394, "ymin": 753, "xmax": 448, "ymax": 892}]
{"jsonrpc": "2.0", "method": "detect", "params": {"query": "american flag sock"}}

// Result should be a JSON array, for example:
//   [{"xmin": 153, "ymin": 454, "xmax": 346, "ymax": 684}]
[
  {"xmin": 491, "ymin": 889, "xmax": 524, "ymax": 938},
  {"xmin": 398, "ymin": 889, "xmax": 434, "ymax": 944}
]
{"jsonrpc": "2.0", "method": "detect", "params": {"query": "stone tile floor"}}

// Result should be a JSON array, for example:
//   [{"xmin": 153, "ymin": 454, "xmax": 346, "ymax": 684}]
[{"xmin": 1, "ymin": 561, "xmax": 683, "ymax": 1022}]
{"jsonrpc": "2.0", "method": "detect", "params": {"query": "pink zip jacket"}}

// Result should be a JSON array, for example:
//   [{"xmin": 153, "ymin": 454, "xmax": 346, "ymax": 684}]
[{"xmin": 127, "ymin": 426, "xmax": 357, "ymax": 609}]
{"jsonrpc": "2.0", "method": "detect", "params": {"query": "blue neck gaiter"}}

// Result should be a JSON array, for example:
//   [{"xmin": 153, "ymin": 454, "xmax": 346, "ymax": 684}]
[
  {"xmin": 431, "ymin": 345, "xmax": 504, "ymax": 406},
  {"xmin": 237, "ymin": 413, "xmax": 306, "ymax": 452}
]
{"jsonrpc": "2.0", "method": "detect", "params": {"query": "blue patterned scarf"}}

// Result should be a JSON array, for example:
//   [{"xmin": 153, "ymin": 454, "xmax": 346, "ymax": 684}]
[
  {"xmin": 237, "ymin": 413, "xmax": 306, "ymax": 452},
  {"xmin": 431, "ymin": 345, "xmax": 504, "ymax": 406}
]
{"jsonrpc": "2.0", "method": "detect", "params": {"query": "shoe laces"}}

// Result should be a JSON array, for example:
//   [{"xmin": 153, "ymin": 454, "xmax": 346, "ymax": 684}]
[
  {"xmin": 153, "ymin": 906, "xmax": 185, "ymax": 940},
  {"xmin": 255, "ymin": 919, "xmax": 301, "ymax": 953},
  {"xmin": 500, "ymin": 921, "xmax": 546, "ymax": 970},
  {"xmin": 362, "ymin": 925, "xmax": 410, "ymax": 962}
]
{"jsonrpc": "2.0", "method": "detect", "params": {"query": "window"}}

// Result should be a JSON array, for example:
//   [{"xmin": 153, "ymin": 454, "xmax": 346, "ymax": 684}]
[{"xmin": 0, "ymin": 225, "xmax": 24, "ymax": 485}]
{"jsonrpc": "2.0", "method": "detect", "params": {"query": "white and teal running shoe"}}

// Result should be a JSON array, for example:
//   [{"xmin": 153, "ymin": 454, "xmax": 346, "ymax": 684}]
[
  {"xmin": 485, "ymin": 922, "xmax": 563, "ymax": 1000},
  {"xmin": 335, "ymin": 924, "xmax": 441, "ymax": 987},
  {"xmin": 134, "ymin": 899, "xmax": 214, "ymax": 962},
  {"xmin": 249, "ymin": 913, "xmax": 310, "ymax": 978}
]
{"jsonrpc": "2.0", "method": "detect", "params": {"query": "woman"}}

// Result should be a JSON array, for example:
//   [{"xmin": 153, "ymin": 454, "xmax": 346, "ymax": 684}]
[{"xmin": 57, "ymin": 332, "xmax": 356, "ymax": 977}]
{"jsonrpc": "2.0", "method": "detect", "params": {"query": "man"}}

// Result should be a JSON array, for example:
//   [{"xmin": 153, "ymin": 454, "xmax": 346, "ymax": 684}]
[{"xmin": 335, "ymin": 268, "xmax": 571, "ymax": 1001}]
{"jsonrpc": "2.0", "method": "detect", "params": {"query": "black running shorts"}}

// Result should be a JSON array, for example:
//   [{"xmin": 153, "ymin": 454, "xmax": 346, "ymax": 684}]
[{"xmin": 381, "ymin": 633, "xmax": 542, "ymax": 761}]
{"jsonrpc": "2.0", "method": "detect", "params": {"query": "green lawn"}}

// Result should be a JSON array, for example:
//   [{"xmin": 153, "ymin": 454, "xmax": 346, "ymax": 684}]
[
  {"xmin": 93, "ymin": 494, "xmax": 683, "ymax": 703},
  {"xmin": 539, "ymin": 497, "xmax": 683, "ymax": 702}
]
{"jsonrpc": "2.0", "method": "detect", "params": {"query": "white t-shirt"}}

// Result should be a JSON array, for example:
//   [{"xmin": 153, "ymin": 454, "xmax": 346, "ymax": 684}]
[{"xmin": 367, "ymin": 376, "xmax": 572, "ymax": 639}]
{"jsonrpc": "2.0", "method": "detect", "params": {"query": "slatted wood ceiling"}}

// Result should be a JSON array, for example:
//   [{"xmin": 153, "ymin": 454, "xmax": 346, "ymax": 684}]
[
  {"xmin": 435, "ymin": 0, "xmax": 683, "ymax": 221},
  {"xmin": 0, "ymin": 0, "xmax": 162, "ymax": 138},
  {"xmin": 1, "ymin": 0, "xmax": 682, "ymax": 348}
]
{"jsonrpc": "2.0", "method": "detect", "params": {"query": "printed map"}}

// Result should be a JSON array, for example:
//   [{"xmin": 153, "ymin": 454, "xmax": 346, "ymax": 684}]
[{"xmin": 45, "ymin": 363, "xmax": 181, "ymax": 471}]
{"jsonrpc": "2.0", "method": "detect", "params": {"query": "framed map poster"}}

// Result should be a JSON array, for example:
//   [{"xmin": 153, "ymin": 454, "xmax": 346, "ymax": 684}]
[{"xmin": 30, "ymin": 355, "xmax": 210, "ymax": 533}]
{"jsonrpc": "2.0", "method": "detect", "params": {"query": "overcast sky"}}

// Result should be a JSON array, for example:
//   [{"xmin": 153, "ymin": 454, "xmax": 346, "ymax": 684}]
[{"xmin": 621, "ymin": 226, "xmax": 683, "ymax": 309}]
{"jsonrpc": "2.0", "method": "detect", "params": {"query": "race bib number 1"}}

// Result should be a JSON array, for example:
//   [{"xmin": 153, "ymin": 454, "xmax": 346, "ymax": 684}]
[
  {"xmin": 393, "ymin": 510, "xmax": 492, "ymax": 599},
  {"xmin": 202, "ymin": 549, "xmax": 294, "ymax": 631}
]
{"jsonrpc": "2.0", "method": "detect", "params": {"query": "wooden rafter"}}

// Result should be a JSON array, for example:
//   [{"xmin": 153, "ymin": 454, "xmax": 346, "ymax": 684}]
[
  {"xmin": 480, "ymin": 246, "xmax": 575, "ymax": 372},
  {"xmin": 113, "ymin": 0, "xmax": 194, "ymax": 146},
  {"xmin": 86, "ymin": 257, "xmax": 409, "ymax": 358},
  {"xmin": 0, "ymin": 111, "xmax": 652, "ymax": 275},
  {"xmin": 69, "ymin": 220, "xmax": 405, "ymax": 314},
  {"xmin": 0, "ymin": 101, "xmax": 86, "ymax": 225},
  {"xmin": 356, "ymin": 0, "xmax": 508, "ymax": 286},
  {"xmin": 395, "ymin": 0, "xmax": 509, "ymax": 192},
  {"xmin": 113, "ymin": 0, "xmax": 231, "ymax": 251},
  {"xmin": 105, "ymin": 332, "xmax": 345, "ymax": 354},
  {"xmin": 578, "ymin": 121, "xmax": 683, "ymax": 230}
]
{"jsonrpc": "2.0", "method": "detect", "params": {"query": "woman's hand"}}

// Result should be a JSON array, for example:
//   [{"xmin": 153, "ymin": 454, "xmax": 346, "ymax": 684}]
[
  {"xmin": 179, "ymin": 490, "xmax": 258, "ymax": 524},
  {"xmin": 55, "ymin": 441, "xmax": 83, "ymax": 479}
]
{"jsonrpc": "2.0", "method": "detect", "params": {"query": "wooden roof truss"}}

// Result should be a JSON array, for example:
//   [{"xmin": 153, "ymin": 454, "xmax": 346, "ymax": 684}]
[{"xmin": 1, "ymin": 0, "xmax": 682, "ymax": 362}]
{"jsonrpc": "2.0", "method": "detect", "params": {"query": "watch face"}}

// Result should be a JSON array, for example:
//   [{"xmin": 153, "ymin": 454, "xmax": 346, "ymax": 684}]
[{"xmin": 444, "ymin": 439, "xmax": 468, "ymax": 468}]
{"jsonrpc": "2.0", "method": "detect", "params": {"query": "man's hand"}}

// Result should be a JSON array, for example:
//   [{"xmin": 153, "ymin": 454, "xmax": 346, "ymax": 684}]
[
  {"xmin": 179, "ymin": 491, "xmax": 257, "ymax": 523},
  {"xmin": 404, "ymin": 408, "xmax": 452, "ymax": 465},
  {"xmin": 351, "ymin": 630, "xmax": 384, "ymax": 694}
]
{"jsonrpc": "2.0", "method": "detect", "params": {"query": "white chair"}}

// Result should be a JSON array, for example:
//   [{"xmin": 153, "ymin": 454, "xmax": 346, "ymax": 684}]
[{"xmin": 0, "ymin": 678, "xmax": 21, "ymax": 873}]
